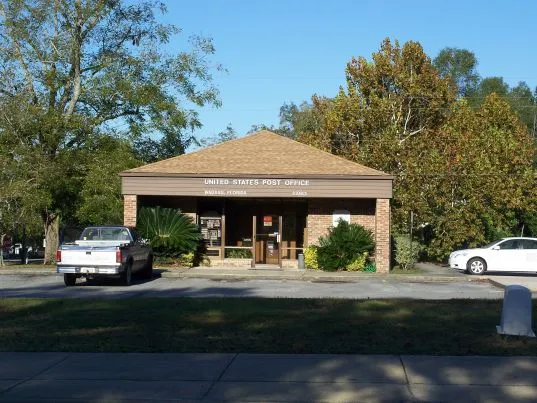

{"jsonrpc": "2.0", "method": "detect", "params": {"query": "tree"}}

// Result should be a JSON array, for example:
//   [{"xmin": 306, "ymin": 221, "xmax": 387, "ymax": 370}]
[
  {"xmin": 507, "ymin": 82, "xmax": 537, "ymax": 137},
  {"xmin": 76, "ymin": 136, "xmax": 140, "ymax": 225},
  {"xmin": 433, "ymin": 47, "xmax": 480, "ymax": 98},
  {"xmin": 199, "ymin": 124, "xmax": 237, "ymax": 148},
  {"xmin": 297, "ymin": 38, "xmax": 536, "ymax": 259},
  {"xmin": 433, "ymin": 47, "xmax": 479, "ymax": 97},
  {"xmin": 470, "ymin": 77, "xmax": 509, "ymax": 107},
  {"xmin": 0, "ymin": 0, "xmax": 222, "ymax": 262},
  {"xmin": 402, "ymin": 95, "xmax": 535, "ymax": 258},
  {"xmin": 278, "ymin": 102, "xmax": 321, "ymax": 139},
  {"xmin": 300, "ymin": 39, "xmax": 455, "ymax": 224}
]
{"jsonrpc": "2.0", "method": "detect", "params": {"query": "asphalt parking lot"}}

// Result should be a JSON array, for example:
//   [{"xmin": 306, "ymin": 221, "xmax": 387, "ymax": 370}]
[{"xmin": 0, "ymin": 273, "xmax": 505, "ymax": 299}]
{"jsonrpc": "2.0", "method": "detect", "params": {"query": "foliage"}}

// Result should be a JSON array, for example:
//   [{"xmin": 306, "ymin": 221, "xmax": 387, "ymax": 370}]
[
  {"xmin": 178, "ymin": 252, "xmax": 195, "ymax": 267},
  {"xmin": 404, "ymin": 95, "xmax": 536, "ymax": 258},
  {"xmin": 278, "ymin": 102, "xmax": 322, "ymax": 139},
  {"xmin": 0, "ymin": 0, "xmax": 222, "ymax": 261},
  {"xmin": 469, "ymin": 78, "xmax": 536, "ymax": 137},
  {"xmin": 393, "ymin": 234, "xmax": 422, "ymax": 270},
  {"xmin": 296, "ymin": 38, "xmax": 536, "ymax": 260},
  {"xmin": 137, "ymin": 206, "xmax": 201, "ymax": 259},
  {"xmin": 303, "ymin": 245, "xmax": 319, "ymax": 270},
  {"xmin": 433, "ymin": 47, "xmax": 480, "ymax": 97},
  {"xmin": 346, "ymin": 252, "xmax": 368, "ymax": 271},
  {"xmin": 363, "ymin": 263, "xmax": 376, "ymax": 273},
  {"xmin": 317, "ymin": 221, "xmax": 374, "ymax": 271},
  {"xmin": 76, "ymin": 136, "xmax": 140, "ymax": 225},
  {"xmin": 199, "ymin": 124, "xmax": 238, "ymax": 148},
  {"xmin": 225, "ymin": 248, "xmax": 252, "ymax": 259}
]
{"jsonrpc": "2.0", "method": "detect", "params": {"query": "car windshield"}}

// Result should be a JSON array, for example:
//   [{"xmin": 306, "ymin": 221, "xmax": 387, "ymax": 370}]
[
  {"xmin": 481, "ymin": 239, "xmax": 504, "ymax": 249},
  {"xmin": 80, "ymin": 227, "xmax": 131, "ymax": 241}
]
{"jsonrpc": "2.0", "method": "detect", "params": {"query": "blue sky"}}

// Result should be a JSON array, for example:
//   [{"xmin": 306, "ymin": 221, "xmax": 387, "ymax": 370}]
[{"xmin": 162, "ymin": 0, "xmax": 536, "ymax": 145}]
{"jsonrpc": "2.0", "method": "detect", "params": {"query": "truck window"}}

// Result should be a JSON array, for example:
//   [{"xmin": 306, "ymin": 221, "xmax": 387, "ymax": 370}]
[{"xmin": 80, "ymin": 227, "xmax": 132, "ymax": 241}]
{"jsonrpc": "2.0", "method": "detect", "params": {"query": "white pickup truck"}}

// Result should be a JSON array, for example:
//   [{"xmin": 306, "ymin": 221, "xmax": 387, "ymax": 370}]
[{"xmin": 56, "ymin": 226, "xmax": 153, "ymax": 286}]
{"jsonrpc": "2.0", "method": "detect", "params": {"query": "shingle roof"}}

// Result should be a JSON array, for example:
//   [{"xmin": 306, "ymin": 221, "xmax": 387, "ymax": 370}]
[{"xmin": 122, "ymin": 130, "xmax": 389, "ymax": 177}]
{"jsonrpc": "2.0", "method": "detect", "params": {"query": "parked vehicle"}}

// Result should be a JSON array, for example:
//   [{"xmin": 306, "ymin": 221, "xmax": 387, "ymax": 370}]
[
  {"xmin": 9, "ymin": 243, "xmax": 33, "ymax": 255},
  {"xmin": 56, "ymin": 226, "xmax": 152, "ymax": 286},
  {"xmin": 449, "ymin": 237, "xmax": 537, "ymax": 275}
]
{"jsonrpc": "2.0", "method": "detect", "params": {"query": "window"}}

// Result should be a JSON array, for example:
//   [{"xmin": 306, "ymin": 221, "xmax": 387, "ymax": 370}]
[
  {"xmin": 522, "ymin": 239, "xmax": 537, "ymax": 249},
  {"xmin": 499, "ymin": 240, "xmax": 522, "ymax": 250}
]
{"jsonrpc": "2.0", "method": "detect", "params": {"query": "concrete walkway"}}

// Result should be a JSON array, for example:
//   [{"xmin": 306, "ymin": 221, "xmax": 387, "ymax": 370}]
[{"xmin": 0, "ymin": 353, "xmax": 536, "ymax": 402}]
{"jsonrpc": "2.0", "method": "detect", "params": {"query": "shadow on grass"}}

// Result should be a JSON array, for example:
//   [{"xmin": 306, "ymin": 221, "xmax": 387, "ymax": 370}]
[{"xmin": 0, "ymin": 297, "xmax": 536, "ymax": 356}]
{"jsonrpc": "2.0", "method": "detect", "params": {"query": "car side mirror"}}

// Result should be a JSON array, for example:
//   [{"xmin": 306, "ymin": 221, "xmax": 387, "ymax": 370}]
[{"xmin": 492, "ymin": 246, "xmax": 500, "ymax": 250}]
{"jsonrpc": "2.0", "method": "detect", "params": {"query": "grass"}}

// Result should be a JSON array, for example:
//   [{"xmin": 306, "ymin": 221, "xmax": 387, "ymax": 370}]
[{"xmin": 1, "ymin": 298, "xmax": 537, "ymax": 355}]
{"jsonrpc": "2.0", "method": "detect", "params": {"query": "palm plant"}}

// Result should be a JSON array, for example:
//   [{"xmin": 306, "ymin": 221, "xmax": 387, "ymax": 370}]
[
  {"xmin": 137, "ymin": 206, "xmax": 201, "ymax": 258},
  {"xmin": 317, "ymin": 220, "xmax": 374, "ymax": 271}
]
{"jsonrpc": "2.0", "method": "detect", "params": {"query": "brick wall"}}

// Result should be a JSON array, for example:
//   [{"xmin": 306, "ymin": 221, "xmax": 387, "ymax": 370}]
[
  {"xmin": 123, "ymin": 195, "xmax": 137, "ymax": 226},
  {"xmin": 306, "ymin": 199, "xmax": 376, "ymax": 245},
  {"xmin": 375, "ymin": 198, "xmax": 391, "ymax": 273},
  {"xmin": 306, "ymin": 198, "xmax": 391, "ymax": 273}
]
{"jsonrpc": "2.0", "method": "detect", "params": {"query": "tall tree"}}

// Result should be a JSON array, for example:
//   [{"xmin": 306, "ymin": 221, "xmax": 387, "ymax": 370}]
[
  {"xmin": 278, "ymin": 102, "xmax": 321, "ymax": 140},
  {"xmin": 507, "ymin": 82, "xmax": 537, "ymax": 137},
  {"xmin": 402, "ymin": 94, "xmax": 535, "ymax": 257},
  {"xmin": 471, "ymin": 77, "xmax": 509, "ymax": 105},
  {"xmin": 433, "ymin": 47, "xmax": 480, "ymax": 98},
  {"xmin": 300, "ymin": 39, "xmax": 454, "ymax": 189},
  {"xmin": 0, "ymin": 0, "xmax": 222, "ymax": 262},
  {"xmin": 298, "ymin": 38, "xmax": 536, "ymax": 259}
]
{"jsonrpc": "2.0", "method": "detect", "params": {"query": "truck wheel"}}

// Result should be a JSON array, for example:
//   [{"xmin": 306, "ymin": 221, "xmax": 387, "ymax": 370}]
[
  {"xmin": 141, "ymin": 254, "xmax": 153, "ymax": 279},
  {"xmin": 64, "ymin": 274, "xmax": 76, "ymax": 286},
  {"xmin": 121, "ymin": 262, "xmax": 132, "ymax": 286}
]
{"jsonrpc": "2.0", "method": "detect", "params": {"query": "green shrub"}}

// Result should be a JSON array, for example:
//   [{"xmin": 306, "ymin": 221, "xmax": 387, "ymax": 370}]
[
  {"xmin": 363, "ymin": 262, "xmax": 376, "ymax": 272},
  {"xmin": 226, "ymin": 248, "xmax": 252, "ymax": 258},
  {"xmin": 346, "ymin": 252, "xmax": 368, "ymax": 271},
  {"xmin": 137, "ymin": 206, "xmax": 202, "ymax": 260},
  {"xmin": 178, "ymin": 252, "xmax": 195, "ymax": 267},
  {"xmin": 303, "ymin": 246, "xmax": 319, "ymax": 270},
  {"xmin": 317, "ymin": 220, "xmax": 374, "ymax": 271},
  {"xmin": 393, "ymin": 234, "xmax": 422, "ymax": 270}
]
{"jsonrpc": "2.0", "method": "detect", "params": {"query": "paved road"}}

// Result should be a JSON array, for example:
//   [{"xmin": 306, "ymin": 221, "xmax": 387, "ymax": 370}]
[{"xmin": 0, "ymin": 274, "xmax": 505, "ymax": 299}]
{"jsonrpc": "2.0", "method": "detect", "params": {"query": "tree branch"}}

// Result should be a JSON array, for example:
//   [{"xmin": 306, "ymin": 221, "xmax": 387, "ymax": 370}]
[{"xmin": 65, "ymin": 0, "xmax": 83, "ymax": 119}]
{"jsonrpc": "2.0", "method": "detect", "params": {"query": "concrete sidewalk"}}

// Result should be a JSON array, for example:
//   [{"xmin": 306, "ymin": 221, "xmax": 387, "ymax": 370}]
[{"xmin": 0, "ymin": 353, "xmax": 536, "ymax": 402}]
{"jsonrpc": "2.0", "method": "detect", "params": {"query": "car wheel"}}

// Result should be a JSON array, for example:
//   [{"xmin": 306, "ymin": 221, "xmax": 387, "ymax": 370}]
[
  {"xmin": 141, "ymin": 254, "xmax": 153, "ymax": 279},
  {"xmin": 467, "ymin": 258, "xmax": 486, "ymax": 275},
  {"xmin": 64, "ymin": 274, "xmax": 76, "ymax": 286},
  {"xmin": 121, "ymin": 262, "xmax": 132, "ymax": 286}
]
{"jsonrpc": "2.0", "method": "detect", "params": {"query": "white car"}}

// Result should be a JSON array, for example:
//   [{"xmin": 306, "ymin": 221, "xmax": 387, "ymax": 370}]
[{"xmin": 449, "ymin": 237, "xmax": 537, "ymax": 275}]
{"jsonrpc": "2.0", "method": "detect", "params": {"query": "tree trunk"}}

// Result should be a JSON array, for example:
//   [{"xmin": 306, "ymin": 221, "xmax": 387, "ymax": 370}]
[
  {"xmin": 43, "ymin": 213, "xmax": 59, "ymax": 265},
  {"xmin": 0, "ymin": 234, "xmax": 4, "ymax": 267}
]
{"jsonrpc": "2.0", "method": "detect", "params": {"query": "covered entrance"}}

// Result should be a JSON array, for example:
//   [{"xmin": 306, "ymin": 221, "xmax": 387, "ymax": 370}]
[
  {"xmin": 254, "ymin": 214, "xmax": 281, "ymax": 266},
  {"xmin": 196, "ymin": 198, "xmax": 307, "ymax": 268}
]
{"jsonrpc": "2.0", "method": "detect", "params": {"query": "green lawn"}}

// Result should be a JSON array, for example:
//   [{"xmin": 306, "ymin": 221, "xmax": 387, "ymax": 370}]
[{"xmin": 1, "ymin": 298, "xmax": 536, "ymax": 355}]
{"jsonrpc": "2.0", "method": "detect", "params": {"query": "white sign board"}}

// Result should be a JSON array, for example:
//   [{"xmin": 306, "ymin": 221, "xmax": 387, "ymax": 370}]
[{"xmin": 332, "ymin": 210, "xmax": 350, "ymax": 227}]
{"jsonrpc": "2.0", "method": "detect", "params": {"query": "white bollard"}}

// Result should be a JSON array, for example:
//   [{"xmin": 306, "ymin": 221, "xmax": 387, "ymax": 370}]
[{"xmin": 496, "ymin": 285, "xmax": 535, "ymax": 337}]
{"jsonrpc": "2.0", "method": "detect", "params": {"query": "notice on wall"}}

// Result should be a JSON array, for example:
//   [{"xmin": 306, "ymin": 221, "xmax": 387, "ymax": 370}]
[
  {"xmin": 263, "ymin": 216, "xmax": 272, "ymax": 227},
  {"xmin": 332, "ymin": 210, "xmax": 350, "ymax": 227}
]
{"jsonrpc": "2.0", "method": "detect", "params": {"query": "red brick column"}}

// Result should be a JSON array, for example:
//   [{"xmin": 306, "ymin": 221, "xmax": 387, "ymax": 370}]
[
  {"xmin": 375, "ymin": 198, "xmax": 391, "ymax": 273},
  {"xmin": 124, "ymin": 195, "xmax": 137, "ymax": 227}
]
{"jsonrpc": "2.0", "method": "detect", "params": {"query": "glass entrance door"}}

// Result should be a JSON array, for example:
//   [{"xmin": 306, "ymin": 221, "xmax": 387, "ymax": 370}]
[{"xmin": 254, "ymin": 215, "xmax": 281, "ymax": 265}]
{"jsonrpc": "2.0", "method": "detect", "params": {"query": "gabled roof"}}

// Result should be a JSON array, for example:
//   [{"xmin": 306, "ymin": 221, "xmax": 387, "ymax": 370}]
[{"xmin": 122, "ymin": 130, "xmax": 389, "ymax": 177}]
